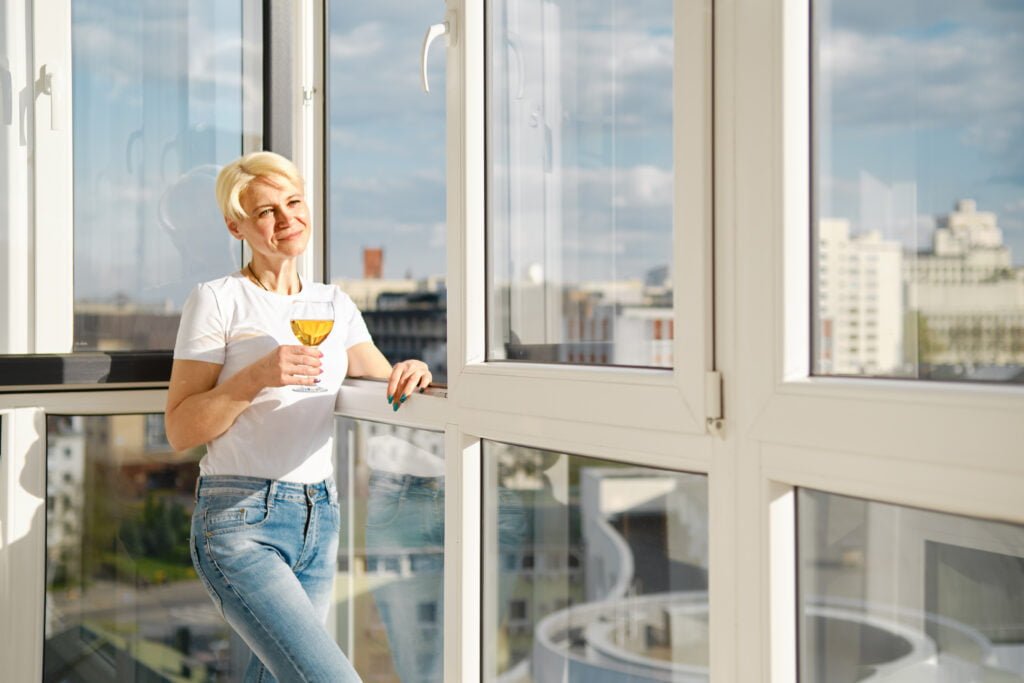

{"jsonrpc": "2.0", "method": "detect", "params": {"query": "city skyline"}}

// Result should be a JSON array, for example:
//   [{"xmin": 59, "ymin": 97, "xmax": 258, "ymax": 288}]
[{"xmin": 64, "ymin": 0, "xmax": 1024, "ymax": 309}]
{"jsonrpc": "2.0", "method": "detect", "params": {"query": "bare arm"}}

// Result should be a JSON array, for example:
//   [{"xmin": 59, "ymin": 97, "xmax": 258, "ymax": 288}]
[
  {"xmin": 346, "ymin": 341, "xmax": 393, "ymax": 380},
  {"xmin": 347, "ymin": 341, "xmax": 432, "ymax": 410},
  {"xmin": 164, "ymin": 345, "xmax": 323, "ymax": 451}
]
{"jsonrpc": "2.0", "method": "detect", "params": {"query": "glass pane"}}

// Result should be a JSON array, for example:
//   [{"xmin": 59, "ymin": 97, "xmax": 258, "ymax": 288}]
[
  {"xmin": 332, "ymin": 418, "xmax": 445, "ymax": 682},
  {"xmin": 812, "ymin": 2, "xmax": 1024, "ymax": 383},
  {"xmin": 44, "ymin": 415, "xmax": 252, "ymax": 681},
  {"xmin": 487, "ymin": 0, "xmax": 675, "ymax": 369},
  {"xmin": 483, "ymin": 442, "xmax": 708, "ymax": 681},
  {"xmin": 327, "ymin": 2, "xmax": 448, "ymax": 383},
  {"xmin": 799, "ymin": 489, "xmax": 1024, "ymax": 682},
  {"xmin": 72, "ymin": 0, "xmax": 261, "ymax": 352}
]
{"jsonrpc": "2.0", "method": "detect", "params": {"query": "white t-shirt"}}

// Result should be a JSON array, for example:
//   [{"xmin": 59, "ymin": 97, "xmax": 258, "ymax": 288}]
[{"xmin": 173, "ymin": 272, "xmax": 372, "ymax": 483}]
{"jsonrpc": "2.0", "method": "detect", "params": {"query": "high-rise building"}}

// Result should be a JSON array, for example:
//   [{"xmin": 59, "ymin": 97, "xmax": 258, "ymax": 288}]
[{"xmin": 817, "ymin": 219, "xmax": 905, "ymax": 375}]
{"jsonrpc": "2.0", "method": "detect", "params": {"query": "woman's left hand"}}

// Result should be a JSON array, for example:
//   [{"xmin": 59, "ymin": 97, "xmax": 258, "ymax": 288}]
[{"xmin": 387, "ymin": 359, "xmax": 432, "ymax": 411}]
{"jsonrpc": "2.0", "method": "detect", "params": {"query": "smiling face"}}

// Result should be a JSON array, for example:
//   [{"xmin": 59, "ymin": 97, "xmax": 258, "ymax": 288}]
[{"xmin": 225, "ymin": 174, "xmax": 310, "ymax": 263}]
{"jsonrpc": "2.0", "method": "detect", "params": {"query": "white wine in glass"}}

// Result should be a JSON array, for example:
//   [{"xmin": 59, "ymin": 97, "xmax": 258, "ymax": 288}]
[{"xmin": 290, "ymin": 300, "xmax": 334, "ymax": 393}]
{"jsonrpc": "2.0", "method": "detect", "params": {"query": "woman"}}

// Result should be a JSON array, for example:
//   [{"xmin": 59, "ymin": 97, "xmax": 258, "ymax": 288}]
[{"xmin": 165, "ymin": 151, "xmax": 429, "ymax": 682}]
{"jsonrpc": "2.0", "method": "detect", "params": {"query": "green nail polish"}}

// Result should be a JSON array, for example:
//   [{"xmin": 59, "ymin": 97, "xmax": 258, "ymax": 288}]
[
  {"xmin": 392, "ymin": 402, "xmax": 399, "ymax": 412},
  {"xmin": 400, "ymin": 395, "xmax": 407, "ymax": 403},
  {"xmin": 387, "ymin": 394, "xmax": 393, "ymax": 404}
]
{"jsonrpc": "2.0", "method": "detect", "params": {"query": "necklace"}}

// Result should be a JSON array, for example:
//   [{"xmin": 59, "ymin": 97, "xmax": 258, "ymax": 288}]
[
  {"xmin": 245, "ymin": 263, "xmax": 302, "ymax": 294},
  {"xmin": 246, "ymin": 262, "xmax": 272, "ymax": 292}
]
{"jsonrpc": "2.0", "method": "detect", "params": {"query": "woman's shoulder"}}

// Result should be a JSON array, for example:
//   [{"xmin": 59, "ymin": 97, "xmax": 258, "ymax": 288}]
[{"xmin": 191, "ymin": 272, "xmax": 248, "ymax": 299}]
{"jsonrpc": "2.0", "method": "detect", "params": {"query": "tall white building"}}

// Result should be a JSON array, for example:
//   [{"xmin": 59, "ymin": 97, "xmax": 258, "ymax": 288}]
[
  {"xmin": 45, "ymin": 417, "xmax": 86, "ymax": 576},
  {"xmin": 817, "ymin": 219, "xmax": 905, "ymax": 375}
]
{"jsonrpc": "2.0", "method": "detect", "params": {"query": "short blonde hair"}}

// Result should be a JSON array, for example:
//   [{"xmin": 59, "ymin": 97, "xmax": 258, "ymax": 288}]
[{"xmin": 215, "ymin": 151, "xmax": 304, "ymax": 222}]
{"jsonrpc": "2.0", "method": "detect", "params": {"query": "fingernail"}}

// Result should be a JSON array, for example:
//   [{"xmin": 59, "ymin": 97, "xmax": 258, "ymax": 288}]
[
  {"xmin": 387, "ymin": 394, "xmax": 393, "ymax": 404},
  {"xmin": 419, "ymin": 388, "xmax": 425, "ymax": 394},
  {"xmin": 400, "ymin": 395, "xmax": 407, "ymax": 403},
  {"xmin": 392, "ymin": 402, "xmax": 400, "ymax": 412},
  {"xmin": 313, "ymin": 378, "xmax": 321, "ymax": 384}
]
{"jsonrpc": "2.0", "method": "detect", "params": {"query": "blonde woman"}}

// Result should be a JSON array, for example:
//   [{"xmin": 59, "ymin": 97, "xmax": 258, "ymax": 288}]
[{"xmin": 165, "ymin": 151, "xmax": 430, "ymax": 682}]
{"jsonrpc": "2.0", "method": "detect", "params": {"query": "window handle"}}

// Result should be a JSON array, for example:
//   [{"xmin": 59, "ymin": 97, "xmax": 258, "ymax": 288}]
[
  {"xmin": 41, "ymin": 64, "xmax": 63, "ymax": 131},
  {"xmin": 421, "ymin": 13, "xmax": 456, "ymax": 93}
]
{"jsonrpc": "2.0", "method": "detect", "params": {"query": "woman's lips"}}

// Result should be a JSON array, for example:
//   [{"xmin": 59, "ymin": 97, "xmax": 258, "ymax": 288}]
[{"xmin": 275, "ymin": 227, "xmax": 305, "ymax": 241}]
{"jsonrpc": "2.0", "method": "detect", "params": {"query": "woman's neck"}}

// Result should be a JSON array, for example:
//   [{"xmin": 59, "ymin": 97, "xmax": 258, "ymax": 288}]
[{"xmin": 246, "ymin": 260, "xmax": 302, "ymax": 295}]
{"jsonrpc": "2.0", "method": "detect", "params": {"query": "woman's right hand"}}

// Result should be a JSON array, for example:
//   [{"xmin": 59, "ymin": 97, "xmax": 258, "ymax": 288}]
[{"xmin": 253, "ymin": 345, "xmax": 323, "ymax": 388}]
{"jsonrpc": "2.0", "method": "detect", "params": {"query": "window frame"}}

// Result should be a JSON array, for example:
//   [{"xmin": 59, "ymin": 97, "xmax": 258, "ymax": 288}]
[
  {"xmin": 328, "ymin": 0, "xmax": 718, "ymax": 678},
  {"xmin": 8, "ymin": 1, "xmax": 1022, "ymax": 682},
  {"xmin": 0, "ymin": 0, "xmax": 287, "ymax": 383},
  {"xmin": 723, "ymin": 0, "xmax": 1024, "ymax": 680}
]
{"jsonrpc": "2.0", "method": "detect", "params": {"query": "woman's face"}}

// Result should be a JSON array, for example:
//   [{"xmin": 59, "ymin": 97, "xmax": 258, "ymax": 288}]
[{"xmin": 227, "ymin": 174, "xmax": 310, "ymax": 261}]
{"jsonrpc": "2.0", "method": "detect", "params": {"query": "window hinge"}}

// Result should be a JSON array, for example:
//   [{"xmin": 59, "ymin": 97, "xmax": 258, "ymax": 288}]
[
  {"xmin": 705, "ymin": 370, "xmax": 724, "ymax": 436},
  {"xmin": 302, "ymin": 86, "xmax": 316, "ymax": 105}
]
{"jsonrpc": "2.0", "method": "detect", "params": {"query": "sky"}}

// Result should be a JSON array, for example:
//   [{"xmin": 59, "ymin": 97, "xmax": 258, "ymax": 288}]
[
  {"xmin": 70, "ymin": 0, "xmax": 1024, "ymax": 308},
  {"xmin": 327, "ymin": 0, "xmax": 674, "ymax": 285},
  {"xmin": 816, "ymin": 0, "xmax": 1024, "ymax": 262}
]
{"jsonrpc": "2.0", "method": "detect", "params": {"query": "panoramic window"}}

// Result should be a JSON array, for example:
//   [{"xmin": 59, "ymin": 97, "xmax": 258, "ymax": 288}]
[
  {"xmin": 812, "ymin": 1, "xmax": 1024, "ymax": 382},
  {"xmin": 798, "ymin": 489, "xmax": 1024, "ymax": 681},
  {"xmin": 71, "ymin": 0, "xmax": 260, "ymax": 353},
  {"xmin": 333, "ymin": 418, "xmax": 445, "ymax": 682},
  {"xmin": 486, "ymin": 0, "xmax": 675, "ymax": 368},
  {"xmin": 44, "ymin": 414, "xmax": 252, "ymax": 681},
  {"xmin": 483, "ymin": 443, "xmax": 708, "ymax": 680},
  {"xmin": 327, "ymin": 0, "xmax": 448, "ymax": 382}
]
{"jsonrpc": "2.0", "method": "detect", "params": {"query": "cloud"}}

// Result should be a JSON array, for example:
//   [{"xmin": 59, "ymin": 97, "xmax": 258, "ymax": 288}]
[
  {"xmin": 820, "ymin": 0, "xmax": 1019, "ymax": 34},
  {"xmin": 820, "ymin": 5, "xmax": 1024, "ymax": 239},
  {"xmin": 330, "ymin": 22, "xmax": 388, "ymax": 60}
]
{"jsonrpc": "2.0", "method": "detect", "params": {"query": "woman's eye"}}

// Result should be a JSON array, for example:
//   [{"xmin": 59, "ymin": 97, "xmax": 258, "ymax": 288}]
[
  {"xmin": 260, "ymin": 209, "xmax": 273, "ymax": 217},
  {"xmin": 289, "ymin": 199, "xmax": 301, "ymax": 206}
]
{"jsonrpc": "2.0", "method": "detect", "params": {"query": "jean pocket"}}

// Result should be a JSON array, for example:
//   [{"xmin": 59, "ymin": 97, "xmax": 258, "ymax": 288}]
[
  {"xmin": 202, "ymin": 493, "xmax": 270, "ymax": 535},
  {"xmin": 365, "ymin": 480, "xmax": 404, "ymax": 529}
]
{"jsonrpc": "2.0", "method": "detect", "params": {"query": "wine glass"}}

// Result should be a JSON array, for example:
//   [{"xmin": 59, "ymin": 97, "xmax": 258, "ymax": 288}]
[{"xmin": 289, "ymin": 300, "xmax": 334, "ymax": 393}]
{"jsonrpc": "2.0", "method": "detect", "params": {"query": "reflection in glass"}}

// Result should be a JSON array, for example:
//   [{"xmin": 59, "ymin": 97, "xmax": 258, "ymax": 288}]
[
  {"xmin": 327, "ymin": 1, "xmax": 448, "ymax": 382},
  {"xmin": 487, "ymin": 0, "xmax": 675, "ymax": 369},
  {"xmin": 799, "ymin": 489, "xmax": 1024, "ymax": 682},
  {"xmin": 72, "ymin": 0, "xmax": 261, "ymax": 352},
  {"xmin": 333, "ymin": 418, "xmax": 445, "ymax": 682},
  {"xmin": 812, "ymin": 2, "xmax": 1024, "ymax": 382},
  {"xmin": 483, "ymin": 442, "xmax": 708, "ymax": 681},
  {"xmin": 44, "ymin": 415, "xmax": 251, "ymax": 681}
]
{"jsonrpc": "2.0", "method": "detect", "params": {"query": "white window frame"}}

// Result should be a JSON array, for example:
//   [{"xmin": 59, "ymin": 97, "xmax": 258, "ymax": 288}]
[
  {"xmin": 723, "ymin": 0, "xmax": 1024, "ymax": 680},
  {"xmin": 8, "ymin": 0, "xmax": 1023, "ymax": 682},
  {"xmin": 335, "ymin": 0, "xmax": 718, "ymax": 678}
]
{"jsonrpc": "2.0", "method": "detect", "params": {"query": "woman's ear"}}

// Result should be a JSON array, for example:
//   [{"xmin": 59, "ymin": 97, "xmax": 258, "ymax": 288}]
[{"xmin": 225, "ymin": 216, "xmax": 243, "ymax": 240}]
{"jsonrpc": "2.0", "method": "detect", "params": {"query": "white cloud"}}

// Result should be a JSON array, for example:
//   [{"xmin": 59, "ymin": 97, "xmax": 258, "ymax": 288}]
[{"xmin": 330, "ymin": 22, "xmax": 388, "ymax": 60}]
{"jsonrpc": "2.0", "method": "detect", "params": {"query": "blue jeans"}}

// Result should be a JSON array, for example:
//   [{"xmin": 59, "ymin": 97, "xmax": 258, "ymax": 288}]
[
  {"xmin": 364, "ymin": 470, "xmax": 526, "ymax": 682},
  {"xmin": 364, "ymin": 472, "xmax": 445, "ymax": 683},
  {"xmin": 190, "ymin": 475, "xmax": 361, "ymax": 683}
]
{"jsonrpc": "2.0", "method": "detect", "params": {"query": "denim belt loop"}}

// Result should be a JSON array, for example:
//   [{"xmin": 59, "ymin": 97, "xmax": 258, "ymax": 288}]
[
  {"xmin": 327, "ymin": 479, "xmax": 338, "ymax": 505},
  {"xmin": 267, "ymin": 480, "xmax": 278, "ymax": 509}
]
